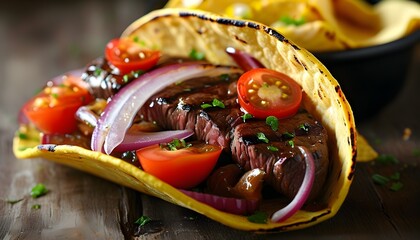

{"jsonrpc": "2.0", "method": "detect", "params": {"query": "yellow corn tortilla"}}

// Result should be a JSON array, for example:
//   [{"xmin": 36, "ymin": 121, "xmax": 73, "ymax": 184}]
[
  {"xmin": 14, "ymin": 8, "xmax": 357, "ymax": 232},
  {"xmin": 166, "ymin": 0, "xmax": 420, "ymax": 52}
]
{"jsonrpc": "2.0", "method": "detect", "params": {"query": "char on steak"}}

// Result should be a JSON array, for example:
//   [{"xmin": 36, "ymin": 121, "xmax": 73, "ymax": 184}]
[
  {"xmin": 83, "ymin": 59, "xmax": 329, "ymax": 200},
  {"xmin": 139, "ymin": 72, "xmax": 329, "ymax": 200}
]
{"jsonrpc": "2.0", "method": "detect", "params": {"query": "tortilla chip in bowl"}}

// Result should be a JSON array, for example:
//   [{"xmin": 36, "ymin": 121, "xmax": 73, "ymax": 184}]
[
  {"xmin": 14, "ymin": 8, "xmax": 356, "ymax": 232},
  {"xmin": 165, "ymin": 0, "xmax": 420, "ymax": 119}
]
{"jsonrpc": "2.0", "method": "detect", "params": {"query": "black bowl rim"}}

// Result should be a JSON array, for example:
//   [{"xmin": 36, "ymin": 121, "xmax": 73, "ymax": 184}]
[{"xmin": 314, "ymin": 30, "xmax": 420, "ymax": 60}]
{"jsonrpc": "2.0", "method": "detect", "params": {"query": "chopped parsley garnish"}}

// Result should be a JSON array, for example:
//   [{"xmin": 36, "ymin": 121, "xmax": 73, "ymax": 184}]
[
  {"xmin": 201, "ymin": 99, "xmax": 225, "ymax": 109},
  {"xmin": 389, "ymin": 182, "xmax": 404, "ymax": 192},
  {"xmin": 257, "ymin": 132, "xmax": 269, "ymax": 143},
  {"xmin": 242, "ymin": 113, "xmax": 253, "ymax": 122},
  {"xmin": 189, "ymin": 49, "xmax": 205, "ymax": 60},
  {"xmin": 18, "ymin": 132, "xmax": 28, "ymax": 140},
  {"xmin": 30, "ymin": 183, "xmax": 48, "ymax": 198},
  {"xmin": 135, "ymin": 215, "xmax": 152, "ymax": 226},
  {"xmin": 390, "ymin": 172, "xmax": 400, "ymax": 181},
  {"xmin": 219, "ymin": 74, "xmax": 230, "ymax": 81},
  {"xmin": 288, "ymin": 140, "xmax": 295, "ymax": 148},
  {"xmin": 279, "ymin": 16, "xmax": 306, "ymax": 26},
  {"xmin": 6, "ymin": 198, "xmax": 24, "ymax": 205},
  {"xmin": 267, "ymin": 145, "xmax": 279, "ymax": 152},
  {"xmin": 247, "ymin": 211, "xmax": 268, "ymax": 224},
  {"xmin": 283, "ymin": 132, "xmax": 295, "ymax": 139},
  {"xmin": 412, "ymin": 149, "xmax": 420, "ymax": 157},
  {"xmin": 265, "ymin": 116, "xmax": 279, "ymax": 131},
  {"xmin": 298, "ymin": 123, "xmax": 309, "ymax": 133},
  {"xmin": 93, "ymin": 68, "xmax": 102, "ymax": 77},
  {"xmin": 165, "ymin": 139, "xmax": 191, "ymax": 151},
  {"xmin": 123, "ymin": 74, "xmax": 130, "ymax": 83},
  {"xmin": 133, "ymin": 70, "xmax": 144, "ymax": 78},
  {"xmin": 133, "ymin": 36, "xmax": 146, "ymax": 46},
  {"xmin": 375, "ymin": 154, "xmax": 399, "ymax": 165},
  {"xmin": 371, "ymin": 174, "xmax": 390, "ymax": 186},
  {"xmin": 32, "ymin": 204, "xmax": 41, "ymax": 210}
]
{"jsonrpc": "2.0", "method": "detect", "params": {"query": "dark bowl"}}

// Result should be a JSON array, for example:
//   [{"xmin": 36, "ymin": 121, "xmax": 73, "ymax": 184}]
[{"xmin": 314, "ymin": 30, "xmax": 420, "ymax": 120}]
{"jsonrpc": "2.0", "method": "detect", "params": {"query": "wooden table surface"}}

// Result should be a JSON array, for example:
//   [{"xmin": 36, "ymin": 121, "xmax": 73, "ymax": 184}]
[{"xmin": 1, "ymin": 1, "xmax": 419, "ymax": 239}]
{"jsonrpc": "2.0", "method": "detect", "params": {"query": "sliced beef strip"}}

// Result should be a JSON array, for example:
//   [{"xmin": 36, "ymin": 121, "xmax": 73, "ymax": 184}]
[
  {"xmin": 230, "ymin": 111, "xmax": 329, "ymax": 200},
  {"xmin": 140, "ymin": 73, "xmax": 243, "ymax": 149},
  {"xmin": 141, "ymin": 74, "xmax": 329, "ymax": 200}
]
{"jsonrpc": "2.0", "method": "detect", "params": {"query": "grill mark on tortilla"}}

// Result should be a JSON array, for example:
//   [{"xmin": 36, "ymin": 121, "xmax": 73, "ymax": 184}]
[
  {"xmin": 234, "ymin": 35, "xmax": 247, "ymax": 44},
  {"xmin": 261, "ymin": 210, "xmax": 332, "ymax": 232},
  {"xmin": 348, "ymin": 127, "xmax": 357, "ymax": 180},
  {"xmin": 38, "ymin": 144, "xmax": 57, "ymax": 152}
]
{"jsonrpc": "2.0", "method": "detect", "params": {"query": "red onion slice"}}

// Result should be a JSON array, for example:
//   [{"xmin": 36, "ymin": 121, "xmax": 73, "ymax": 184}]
[
  {"xmin": 226, "ymin": 47, "xmax": 265, "ymax": 71},
  {"xmin": 91, "ymin": 63, "xmax": 242, "ymax": 154},
  {"xmin": 75, "ymin": 106, "xmax": 99, "ymax": 128},
  {"xmin": 180, "ymin": 189, "xmax": 259, "ymax": 215},
  {"xmin": 271, "ymin": 146, "xmax": 315, "ymax": 222},
  {"xmin": 114, "ymin": 130, "xmax": 194, "ymax": 152}
]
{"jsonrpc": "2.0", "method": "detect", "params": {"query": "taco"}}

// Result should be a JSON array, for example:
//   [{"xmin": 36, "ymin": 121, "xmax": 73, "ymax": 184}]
[{"xmin": 14, "ymin": 8, "xmax": 356, "ymax": 232}]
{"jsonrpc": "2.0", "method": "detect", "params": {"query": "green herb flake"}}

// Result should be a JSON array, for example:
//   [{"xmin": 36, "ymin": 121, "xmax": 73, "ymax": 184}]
[
  {"xmin": 6, "ymin": 198, "xmax": 24, "ymax": 205},
  {"xmin": 135, "ymin": 215, "xmax": 152, "ymax": 226},
  {"xmin": 212, "ymin": 99, "xmax": 225, "ymax": 108},
  {"xmin": 390, "ymin": 172, "xmax": 401, "ymax": 181},
  {"xmin": 51, "ymin": 93, "xmax": 59, "ymax": 99},
  {"xmin": 32, "ymin": 204, "xmax": 41, "ymax": 210},
  {"xmin": 257, "ymin": 132, "xmax": 269, "ymax": 143},
  {"xmin": 219, "ymin": 74, "xmax": 230, "ymax": 81},
  {"xmin": 18, "ymin": 132, "xmax": 28, "ymax": 140},
  {"xmin": 267, "ymin": 145, "xmax": 279, "ymax": 152},
  {"xmin": 412, "ymin": 149, "xmax": 420, "ymax": 157},
  {"xmin": 200, "ymin": 103, "xmax": 213, "ymax": 109},
  {"xmin": 30, "ymin": 183, "xmax": 48, "ymax": 198},
  {"xmin": 93, "ymin": 68, "xmax": 102, "ymax": 77},
  {"xmin": 279, "ymin": 16, "xmax": 306, "ymax": 26},
  {"xmin": 288, "ymin": 140, "xmax": 295, "ymax": 148},
  {"xmin": 266, "ymin": 116, "xmax": 279, "ymax": 131},
  {"xmin": 189, "ymin": 49, "xmax": 205, "ymax": 60},
  {"xmin": 123, "ymin": 74, "xmax": 130, "ymax": 83},
  {"xmin": 165, "ymin": 138, "xmax": 191, "ymax": 151},
  {"xmin": 375, "ymin": 154, "xmax": 399, "ymax": 165},
  {"xmin": 201, "ymin": 99, "xmax": 225, "ymax": 109},
  {"xmin": 283, "ymin": 132, "xmax": 295, "ymax": 139},
  {"xmin": 372, "ymin": 174, "xmax": 390, "ymax": 186},
  {"xmin": 247, "ymin": 211, "xmax": 268, "ymax": 224},
  {"xmin": 298, "ymin": 123, "xmax": 309, "ymax": 133},
  {"xmin": 242, "ymin": 113, "xmax": 253, "ymax": 122},
  {"xmin": 389, "ymin": 182, "xmax": 404, "ymax": 192},
  {"xmin": 133, "ymin": 70, "xmax": 144, "ymax": 78}
]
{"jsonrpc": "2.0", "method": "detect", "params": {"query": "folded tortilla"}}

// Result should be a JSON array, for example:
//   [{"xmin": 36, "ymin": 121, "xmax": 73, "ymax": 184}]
[{"xmin": 14, "ymin": 8, "xmax": 357, "ymax": 232}]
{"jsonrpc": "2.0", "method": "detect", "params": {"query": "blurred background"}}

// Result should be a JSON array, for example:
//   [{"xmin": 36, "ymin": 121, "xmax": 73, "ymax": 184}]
[{"xmin": 0, "ymin": 0, "xmax": 167, "ymax": 129}]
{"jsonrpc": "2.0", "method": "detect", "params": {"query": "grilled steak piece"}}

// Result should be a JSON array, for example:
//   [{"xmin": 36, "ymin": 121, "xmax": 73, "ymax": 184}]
[
  {"xmin": 140, "ymin": 73, "xmax": 329, "ymax": 200},
  {"xmin": 82, "ymin": 57, "xmax": 128, "ymax": 100},
  {"xmin": 82, "ymin": 57, "xmax": 200, "ymax": 100},
  {"xmin": 231, "ymin": 111, "xmax": 328, "ymax": 199},
  {"xmin": 140, "ymin": 73, "xmax": 243, "ymax": 149}
]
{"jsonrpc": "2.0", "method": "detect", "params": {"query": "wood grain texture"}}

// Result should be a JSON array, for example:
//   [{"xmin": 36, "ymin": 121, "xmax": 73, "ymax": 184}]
[{"xmin": 1, "ymin": 0, "xmax": 419, "ymax": 239}]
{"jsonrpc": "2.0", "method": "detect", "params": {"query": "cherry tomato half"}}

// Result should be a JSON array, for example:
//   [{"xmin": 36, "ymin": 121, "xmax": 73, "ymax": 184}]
[
  {"xmin": 105, "ymin": 38, "xmax": 160, "ymax": 75},
  {"xmin": 136, "ymin": 142, "xmax": 222, "ymax": 189},
  {"xmin": 23, "ymin": 75, "xmax": 93, "ymax": 134},
  {"xmin": 237, "ymin": 68, "xmax": 302, "ymax": 119}
]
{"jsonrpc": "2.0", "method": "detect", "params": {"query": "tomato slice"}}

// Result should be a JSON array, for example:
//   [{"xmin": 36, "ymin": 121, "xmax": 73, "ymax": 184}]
[
  {"xmin": 105, "ymin": 38, "xmax": 160, "ymax": 75},
  {"xmin": 237, "ymin": 68, "xmax": 302, "ymax": 119},
  {"xmin": 23, "ymin": 75, "xmax": 93, "ymax": 134},
  {"xmin": 136, "ymin": 141, "xmax": 222, "ymax": 189}
]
